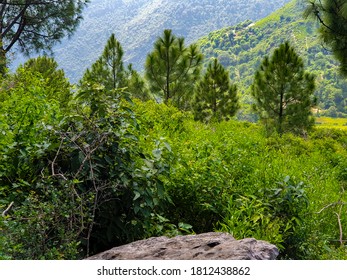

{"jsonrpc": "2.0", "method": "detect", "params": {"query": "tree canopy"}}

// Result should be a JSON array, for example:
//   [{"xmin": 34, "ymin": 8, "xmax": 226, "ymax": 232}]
[
  {"xmin": 0, "ymin": 0, "xmax": 89, "ymax": 71},
  {"xmin": 18, "ymin": 56, "xmax": 71, "ymax": 109},
  {"xmin": 305, "ymin": 0, "xmax": 347, "ymax": 76},
  {"xmin": 251, "ymin": 41, "xmax": 316, "ymax": 135},
  {"xmin": 193, "ymin": 58, "xmax": 239, "ymax": 122},
  {"xmin": 145, "ymin": 29, "xmax": 203, "ymax": 109}
]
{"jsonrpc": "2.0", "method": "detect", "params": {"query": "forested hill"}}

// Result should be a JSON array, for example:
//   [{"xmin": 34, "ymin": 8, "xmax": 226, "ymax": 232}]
[
  {"xmin": 11, "ymin": 0, "xmax": 290, "ymax": 83},
  {"xmin": 198, "ymin": 0, "xmax": 347, "ymax": 118}
]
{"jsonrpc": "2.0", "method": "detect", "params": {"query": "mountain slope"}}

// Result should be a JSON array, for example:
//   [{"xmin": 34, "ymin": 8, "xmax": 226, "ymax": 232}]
[
  {"xmin": 198, "ymin": 0, "xmax": 347, "ymax": 117},
  {"xmin": 11, "ymin": 0, "xmax": 291, "ymax": 83}
]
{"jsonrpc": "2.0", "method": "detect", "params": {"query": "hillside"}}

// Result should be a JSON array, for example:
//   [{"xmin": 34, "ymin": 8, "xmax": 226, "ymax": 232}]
[
  {"xmin": 10, "ymin": 0, "xmax": 291, "ymax": 83},
  {"xmin": 198, "ymin": 0, "xmax": 347, "ymax": 118},
  {"xmin": 3, "ymin": 0, "xmax": 347, "ymax": 262}
]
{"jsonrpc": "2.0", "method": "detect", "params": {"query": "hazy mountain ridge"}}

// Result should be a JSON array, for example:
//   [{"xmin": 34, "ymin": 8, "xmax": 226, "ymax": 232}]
[{"xmin": 11, "ymin": 0, "xmax": 291, "ymax": 83}]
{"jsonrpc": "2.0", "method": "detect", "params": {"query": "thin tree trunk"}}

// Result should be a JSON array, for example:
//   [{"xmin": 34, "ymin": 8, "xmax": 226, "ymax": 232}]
[
  {"xmin": 278, "ymin": 90, "xmax": 284, "ymax": 135},
  {"xmin": 0, "ymin": 47, "xmax": 7, "ymax": 75},
  {"xmin": 166, "ymin": 48, "xmax": 170, "ymax": 102}
]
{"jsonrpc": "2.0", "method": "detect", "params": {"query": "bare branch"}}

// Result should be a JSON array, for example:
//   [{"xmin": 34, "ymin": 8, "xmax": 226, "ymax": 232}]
[
  {"xmin": 315, "ymin": 201, "xmax": 346, "ymax": 214},
  {"xmin": 2, "ymin": 201, "xmax": 14, "ymax": 217},
  {"xmin": 1, "ymin": 3, "xmax": 29, "ymax": 37},
  {"xmin": 51, "ymin": 136, "xmax": 68, "ymax": 181},
  {"xmin": 335, "ymin": 204, "xmax": 344, "ymax": 246}
]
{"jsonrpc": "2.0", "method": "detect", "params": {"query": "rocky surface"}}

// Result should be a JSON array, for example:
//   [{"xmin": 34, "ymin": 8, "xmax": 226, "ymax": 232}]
[{"xmin": 86, "ymin": 232, "xmax": 279, "ymax": 260}]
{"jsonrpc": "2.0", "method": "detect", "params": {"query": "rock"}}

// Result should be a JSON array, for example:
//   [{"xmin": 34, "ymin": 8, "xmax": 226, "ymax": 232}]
[{"xmin": 86, "ymin": 232, "xmax": 279, "ymax": 260}]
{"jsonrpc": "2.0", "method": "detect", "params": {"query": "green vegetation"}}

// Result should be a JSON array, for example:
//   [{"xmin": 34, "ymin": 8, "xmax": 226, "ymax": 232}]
[
  {"xmin": 1, "ymin": 65, "xmax": 347, "ymax": 258},
  {"xmin": 251, "ymin": 41, "xmax": 316, "ymax": 135},
  {"xmin": 316, "ymin": 117, "xmax": 347, "ymax": 130},
  {"xmin": 198, "ymin": 0, "xmax": 347, "ymax": 118},
  {"xmin": 193, "ymin": 58, "xmax": 239, "ymax": 122},
  {"xmin": 1, "ymin": 0, "xmax": 347, "ymax": 261},
  {"xmin": 0, "ymin": 63, "xmax": 176, "ymax": 259}
]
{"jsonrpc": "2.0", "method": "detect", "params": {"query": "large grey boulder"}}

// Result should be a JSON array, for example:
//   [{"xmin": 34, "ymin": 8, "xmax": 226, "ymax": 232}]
[{"xmin": 86, "ymin": 232, "xmax": 279, "ymax": 260}]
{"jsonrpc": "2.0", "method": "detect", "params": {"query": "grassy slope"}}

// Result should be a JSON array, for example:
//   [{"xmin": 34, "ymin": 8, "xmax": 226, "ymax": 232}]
[{"xmin": 134, "ymin": 100, "xmax": 347, "ymax": 259}]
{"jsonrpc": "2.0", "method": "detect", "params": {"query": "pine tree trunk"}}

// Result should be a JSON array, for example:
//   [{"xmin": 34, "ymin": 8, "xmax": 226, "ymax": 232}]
[
  {"xmin": 278, "ymin": 90, "xmax": 284, "ymax": 135},
  {"xmin": 166, "ymin": 48, "xmax": 170, "ymax": 102},
  {"xmin": 0, "ymin": 49, "xmax": 6, "ymax": 75}
]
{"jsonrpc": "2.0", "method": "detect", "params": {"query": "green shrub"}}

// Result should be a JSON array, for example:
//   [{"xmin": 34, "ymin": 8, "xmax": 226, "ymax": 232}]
[{"xmin": 218, "ymin": 176, "xmax": 309, "ymax": 259}]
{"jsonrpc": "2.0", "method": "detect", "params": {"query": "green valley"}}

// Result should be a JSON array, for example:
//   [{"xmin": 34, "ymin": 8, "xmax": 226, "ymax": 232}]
[
  {"xmin": 198, "ymin": 0, "xmax": 347, "ymax": 118},
  {"xmin": 1, "ymin": 0, "xmax": 347, "ymax": 261}
]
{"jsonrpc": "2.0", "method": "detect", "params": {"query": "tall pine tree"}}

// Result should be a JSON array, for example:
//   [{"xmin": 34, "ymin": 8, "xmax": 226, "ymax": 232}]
[
  {"xmin": 78, "ymin": 34, "xmax": 152, "ymax": 116},
  {"xmin": 193, "ymin": 58, "xmax": 239, "ymax": 122},
  {"xmin": 80, "ymin": 33, "xmax": 125, "ymax": 91},
  {"xmin": 145, "ymin": 29, "xmax": 203, "ymax": 109},
  {"xmin": 251, "ymin": 42, "xmax": 316, "ymax": 135}
]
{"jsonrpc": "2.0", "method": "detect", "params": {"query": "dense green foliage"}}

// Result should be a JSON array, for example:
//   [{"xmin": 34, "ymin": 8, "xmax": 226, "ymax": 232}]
[
  {"xmin": 1, "ymin": 0, "xmax": 347, "ymax": 261},
  {"xmin": 251, "ymin": 41, "xmax": 316, "ymax": 135},
  {"xmin": 305, "ymin": 0, "xmax": 347, "ymax": 76},
  {"xmin": 0, "ymin": 63, "xmax": 181, "ymax": 259},
  {"xmin": 134, "ymin": 101, "xmax": 347, "ymax": 259},
  {"xmin": 198, "ymin": 0, "xmax": 347, "ymax": 118},
  {"xmin": 126, "ymin": 64, "xmax": 152, "ymax": 102},
  {"xmin": 2, "ymin": 66, "xmax": 347, "ymax": 259},
  {"xmin": 193, "ymin": 58, "xmax": 239, "ymax": 122},
  {"xmin": 20, "ymin": 56, "xmax": 72, "ymax": 110}
]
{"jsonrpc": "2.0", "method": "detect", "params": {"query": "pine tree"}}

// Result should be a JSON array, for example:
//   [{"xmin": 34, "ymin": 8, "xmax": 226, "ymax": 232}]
[
  {"xmin": 80, "ymin": 33, "xmax": 125, "ymax": 91},
  {"xmin": 193, "ymin": 58, "xmax": 239, "ymax": 122},
  {"xmin": 251, "ymin": 42, "xmax": 316, "ymax": 135},
  {"xmin": 126, "ymin": 64, "xmax": 151, "ymax": 101},
  {"xmin": 305, "ymin": 0, "xmax": 347, "ymax": 76},
  {"xmin": 145, "ymin": 29, "xmax": 203, "ymax": 109},
  {"xmin": 78, "ymin": 34, "xmax": 128, "ymax": 117},
  {"xmin": 20, "ymin": 56, "xmax": 71, "ymax": 109}
]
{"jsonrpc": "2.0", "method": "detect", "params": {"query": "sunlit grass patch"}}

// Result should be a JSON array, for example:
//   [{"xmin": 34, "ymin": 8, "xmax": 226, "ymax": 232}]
[{"xmin": 315, "ymin": 117, "xmax": 347, "ymax": 130}]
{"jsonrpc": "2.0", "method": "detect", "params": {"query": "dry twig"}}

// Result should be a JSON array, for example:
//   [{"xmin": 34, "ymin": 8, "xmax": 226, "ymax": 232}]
[{"xmin": 2, "ymin": 201, "xmax": 14, "ymax": 217}]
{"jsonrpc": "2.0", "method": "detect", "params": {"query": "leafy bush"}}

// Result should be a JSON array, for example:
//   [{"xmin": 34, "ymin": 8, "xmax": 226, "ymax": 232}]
[
  {"xmin": 2, "ymin": 71, "xmax": 347, "ymax": 260},
  {"xmin": 0, "ymin": 76, "xmax": 183, "ymax": 259},
  {"xmin": 133, "ymin": 101, "xmax": 347, "ymax": 259},
  {"xmin": 218, "ymin": 176, "xmax": 309, "ymax": 259}
]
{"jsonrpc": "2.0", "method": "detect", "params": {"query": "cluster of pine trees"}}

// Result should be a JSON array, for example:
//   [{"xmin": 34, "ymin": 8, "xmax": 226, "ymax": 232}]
[
  {"xmin": 77, "ymin": 30, "xmax": 239, "ymax": 124},
  {"xmin": 1, "ymin": 1, "xmax": 343, "ymax": 136},
  {"xmin": 79, "ymin": 29, "xmax": 318, "ymax": 136}
]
